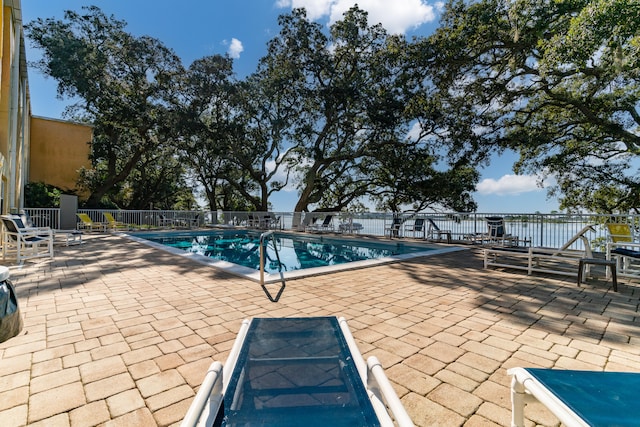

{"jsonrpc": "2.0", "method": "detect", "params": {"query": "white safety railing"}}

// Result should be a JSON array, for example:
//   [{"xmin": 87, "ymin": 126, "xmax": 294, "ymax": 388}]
[{"xmin": 21, "ymin": 208, "xmax": 639, "ymax": 253}]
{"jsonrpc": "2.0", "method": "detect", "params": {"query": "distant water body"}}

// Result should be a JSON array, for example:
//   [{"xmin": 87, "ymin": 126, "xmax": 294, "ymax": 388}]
[{"xmin": 280, "ymin": 216, "xmax": 601, "ymax": 250}]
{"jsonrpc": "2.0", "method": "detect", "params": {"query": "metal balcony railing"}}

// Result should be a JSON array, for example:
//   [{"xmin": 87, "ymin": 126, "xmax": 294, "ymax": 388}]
[{"xmin": 21, "ymin": 208, "xmax": 639, "ymax": 253}]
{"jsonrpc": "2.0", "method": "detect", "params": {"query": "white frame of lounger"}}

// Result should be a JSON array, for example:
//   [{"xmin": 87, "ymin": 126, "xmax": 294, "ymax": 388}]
[
  {"xmin": 337, "ymin": 317, "xmax": 414, "ymax": 427},
  {"xmin": 607, "ymin": 241, "xmax": 640, "ymax": 278},
  {"xmin": 508, "ymin": 367, "xmax": 589, "ymax": 427},
  {"xmin": 181, "ymin": 318, "xmax": 251, "ymax": 427},
  {"xmin": 484, "ymin": 247, "xmax": 589, "ymax": 277},
  {"xmin": 181, "ymin": 317, "xmax": 414, "ymax": 427}
]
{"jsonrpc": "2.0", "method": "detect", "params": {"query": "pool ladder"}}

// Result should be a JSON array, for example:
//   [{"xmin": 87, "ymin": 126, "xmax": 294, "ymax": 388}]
[{"xmin": 259, "ymin": 231, "xmax": 285, "ymax": 302}]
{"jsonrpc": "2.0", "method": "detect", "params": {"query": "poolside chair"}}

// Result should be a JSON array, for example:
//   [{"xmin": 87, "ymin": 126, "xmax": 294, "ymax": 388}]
[
  {"xmin": 158, "ymin": 213, "xmax": 181, "ymax": 228},
  {"xmin": 76, "ymin": 213, "xmax": 106, "ymax": 232},
  {"xmin": 20, "ymin": 211, "xmax": 83, "ymax": 246},
  {"xmin": 484, "ymin": 216, "xmax": 519, "ymax": 246},
  {"xmin": 268, "ymin": 214, "xmax": 282, "ymax": 230},
  {"xmin": 425, "ymin": 218, "xmax": 452, "ymax": 243},
  {"xmin": 11, "ymin": 212, "xmax": 51, "ymax": 234},
  {"xmin": 509, "ymin": 367, "xmax": 640, "ymax": 427},
  {"xmin": 404, "ymin": 218, "xmax": 426, "ymax": 239},
  {"xmin": 181, "ymin": 317, "xmax": 414, "ymax": 427},
  {"xmin": 18, "ymin": 210, "xmax": 37, "ymax": 228},
  {"xmin": 606, "ymin": 223, "xmax": 635, "ymax": 243},
  {"xmin": 256, "ymin": 213, "xmax": 272, "ymax": 229},
  {"xmin": 484, "ymin": 225, "xmax": 596, "ymax": 278},
  {"xmin": 188, "ymin": 214, "xmax": 200, "ymax": 228},
  {"xmin": 306, "ymin": 215, "xmax": 334, "ymax": 233},
  {"xmin": 338, "ymin": 218, "xmax": 363, "ymax": 234},
  {"xmin": 297, "ymin": 214, "xmax": 318, "ymax": 231},
  {"xmin": 605, "ymin": 223, "xmax": 640, "ymax": 278},
  {"xmin": 103, "ymin": 212, "xmax": 129, "ymax": 231},
  {"xmin": 246, "ymin": 213, "xmax": 259, "ymax": 228},
  {"xmin": 1, "ymin": 215, "xmax": 54, "ymax": 263},
  {"xmin": 385, "ymin": 217, "xmax": 403, "ymax": 238}
]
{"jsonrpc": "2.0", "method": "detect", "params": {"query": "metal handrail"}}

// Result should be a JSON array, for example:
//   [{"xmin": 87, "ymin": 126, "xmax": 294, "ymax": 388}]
[{"xmin": 259, "ymin": 230, "xmax": 285, "ymax": 302}]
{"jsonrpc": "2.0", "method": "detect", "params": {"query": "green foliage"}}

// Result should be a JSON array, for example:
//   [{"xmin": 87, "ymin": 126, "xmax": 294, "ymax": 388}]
[
  {"xmin": 26, "ymin": 6, "xmax": 187, "ymax": 209},
  {"xmin": 24, "ymin": 182, "xmax": 63, "ymax": 208},
  {"xmin": 26, "ymin": 4, "xmax": 535, "ymax": 214},
  {"xmin": 255, "ymin": 7, "xmax": 482, "ymax": 213},
  {"xmin": 430, "ymin": 0, "xmax": 640, "ymax": 214}
]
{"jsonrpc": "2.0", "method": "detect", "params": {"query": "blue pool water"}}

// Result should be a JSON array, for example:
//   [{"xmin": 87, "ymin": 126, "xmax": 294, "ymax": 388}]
[{"xmin": 134, "ymin": 230, "xmax": 435, "ymax": 274}]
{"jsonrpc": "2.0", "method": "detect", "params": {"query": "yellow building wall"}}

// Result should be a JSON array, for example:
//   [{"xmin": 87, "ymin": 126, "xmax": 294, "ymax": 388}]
[
  {"xmin": 0, "ymin": 4, "xmax": 14, "ymax": 212},
  {"xmin": 0, "ymin": 5, "xmax": 8, "ymax": 159},
  {"xmin": 0, "ymin": 1, "xmax": 94, "ymax": 211},
  {"xmin": 29, "ymin": 116, "xmax": 92, "ymax": 194}
]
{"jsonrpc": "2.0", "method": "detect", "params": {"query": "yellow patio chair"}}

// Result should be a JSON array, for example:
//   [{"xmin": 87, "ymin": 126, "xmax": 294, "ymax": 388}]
[
  {"xmin": 103, "ymin": 212, "xmax": 129, "ymax": 231},
  {"xmin": 606, "ymin": 223, "xmax": 640, "ymax": 278},
  {"xmin": 76, "ymin": 213, "xmax": 106, "ymax": 232}
]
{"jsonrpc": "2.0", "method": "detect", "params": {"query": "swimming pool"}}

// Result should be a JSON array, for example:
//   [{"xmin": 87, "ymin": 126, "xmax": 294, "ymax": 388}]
[{"xmin": 128, "ymin": 229, "xmax": 464, "ymax": 282}]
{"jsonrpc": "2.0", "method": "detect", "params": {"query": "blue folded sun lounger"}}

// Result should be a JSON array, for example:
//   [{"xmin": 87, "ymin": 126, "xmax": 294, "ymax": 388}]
[
  {"xmin": 182, "ymin": 316, "xmax": 414, "ymax": 427},
  {"xmin": 509, "ymin": 367, "xmax": 640, "ymax": 427}
]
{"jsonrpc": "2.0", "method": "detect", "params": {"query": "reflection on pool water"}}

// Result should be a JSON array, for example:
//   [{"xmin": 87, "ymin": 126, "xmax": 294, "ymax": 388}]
[{"xmin": 128, "ymin": 229, "xmax": 464, "ymax": 282}]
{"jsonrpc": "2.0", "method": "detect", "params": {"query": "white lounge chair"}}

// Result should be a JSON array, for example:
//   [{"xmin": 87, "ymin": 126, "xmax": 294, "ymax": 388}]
[
  {"xmin": 425, "ymin": 218, "xmax": 452, "ymax": 243},
  {"xmin": 385, "ymin": 217, "xmax": 403, "ymax": 238},
  {"xmin": 306, "ymin": 215, "xmax": 334, "ymax": 233},
  {"xmin": 22, "ymin": 210, "xmax": 82, "ymax": 245},
  {"xmin": 338, "ymin": 218, "xmax": 363, "ymax": 234},
  {"xmin": 404, "ymin": 218, "xmax": 426, "ymax": 239},
  {"xmin": 181, "ymin": 317, "xmax": 414, "ymax": 427},
  {"xmin": 296, "ymin": 214, "xmax": 318, "ymax": 231},
  {"xmin": 158, "ymin": 213, "xmax": 179, "ymax": 228},
  {"xmin": 605, "ymin": 223, "xmax": 640, "ymax": 279},
  {"xmin": 481, "ymin": 216, "xmax": 519, "ymax": 245},
  {"xmin": 484, "ymin": 225, "xmax": 595, "ymax": 278},
  {"xmin": 1, "ymin": 215, "xmax": 54, "ymax": 263}
]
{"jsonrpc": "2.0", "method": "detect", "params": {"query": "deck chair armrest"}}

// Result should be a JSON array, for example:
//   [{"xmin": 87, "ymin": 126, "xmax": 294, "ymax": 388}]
[
  {"xmin": 182, "ymin": 319, "xmax": 252, "ymax": 427},
  {"xmin": 24, "ymin": 226, "xmax": 53, "ymax": 237},
  {"xmin": 16, "ymin": 229, "xmax": 50, "ymax": 238},
  {"xmin": 338, "ymin": 317, "xmax": 367, "ymax": 380},
  {"xmin": 367, "ymin": 356, "xmax": 415, "ymax": 427},
  {"xmin": 222, "ymin": 319, "xmax": 252, "ymax": 388},
  {"xmin": 338, "ymin": 317, "xmax": 414, "ymax": 426},
  {"xmin": 180, "ymin": 362, "xmax": 223, "ymax": 427}
]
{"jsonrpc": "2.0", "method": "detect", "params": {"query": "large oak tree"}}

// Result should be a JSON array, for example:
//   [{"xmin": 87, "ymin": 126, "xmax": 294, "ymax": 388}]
[
  {"xmin": 27, "ymin": 6, "xmax": 186, "ymax": 208},
  {"xmin": 429, "ymin": 0, "xmax": 640, "ymax": 213}
]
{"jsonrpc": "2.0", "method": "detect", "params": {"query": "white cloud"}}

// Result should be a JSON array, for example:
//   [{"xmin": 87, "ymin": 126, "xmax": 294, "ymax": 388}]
[
  {"xmin": 227, "ymin": 38, "xmax": 244, "ymax": 59},
  {"xmin": 476, "ymin": 174, "xmax": 544, "ymax": 196},
  {"xmin": 407, "ymin": 122, "xmax": 422, "ymax": 141},
  {"xmin": 276, "ymin": 0, "xmax": 333, "ymax": 20},
  {"xmin": 276, "ymin": 0, "xmax": 438, "ymax": 34}
]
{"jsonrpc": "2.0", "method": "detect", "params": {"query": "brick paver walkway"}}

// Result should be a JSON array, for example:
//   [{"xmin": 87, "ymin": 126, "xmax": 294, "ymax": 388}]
[{"xmin": 1, "ymin": 233, "xmax": 639, "ymax": 426}]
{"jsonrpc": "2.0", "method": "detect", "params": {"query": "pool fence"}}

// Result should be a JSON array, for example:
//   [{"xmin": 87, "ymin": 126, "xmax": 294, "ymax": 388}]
[{"xmin": 20, "ymin": 208, "xmax": 637, "ymax": 253}]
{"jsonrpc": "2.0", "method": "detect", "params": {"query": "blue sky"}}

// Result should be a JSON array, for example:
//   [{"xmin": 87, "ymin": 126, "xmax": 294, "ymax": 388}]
[{"xmin": 22, "ymin": 0, "xmax": 560, "ymax": 213}]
